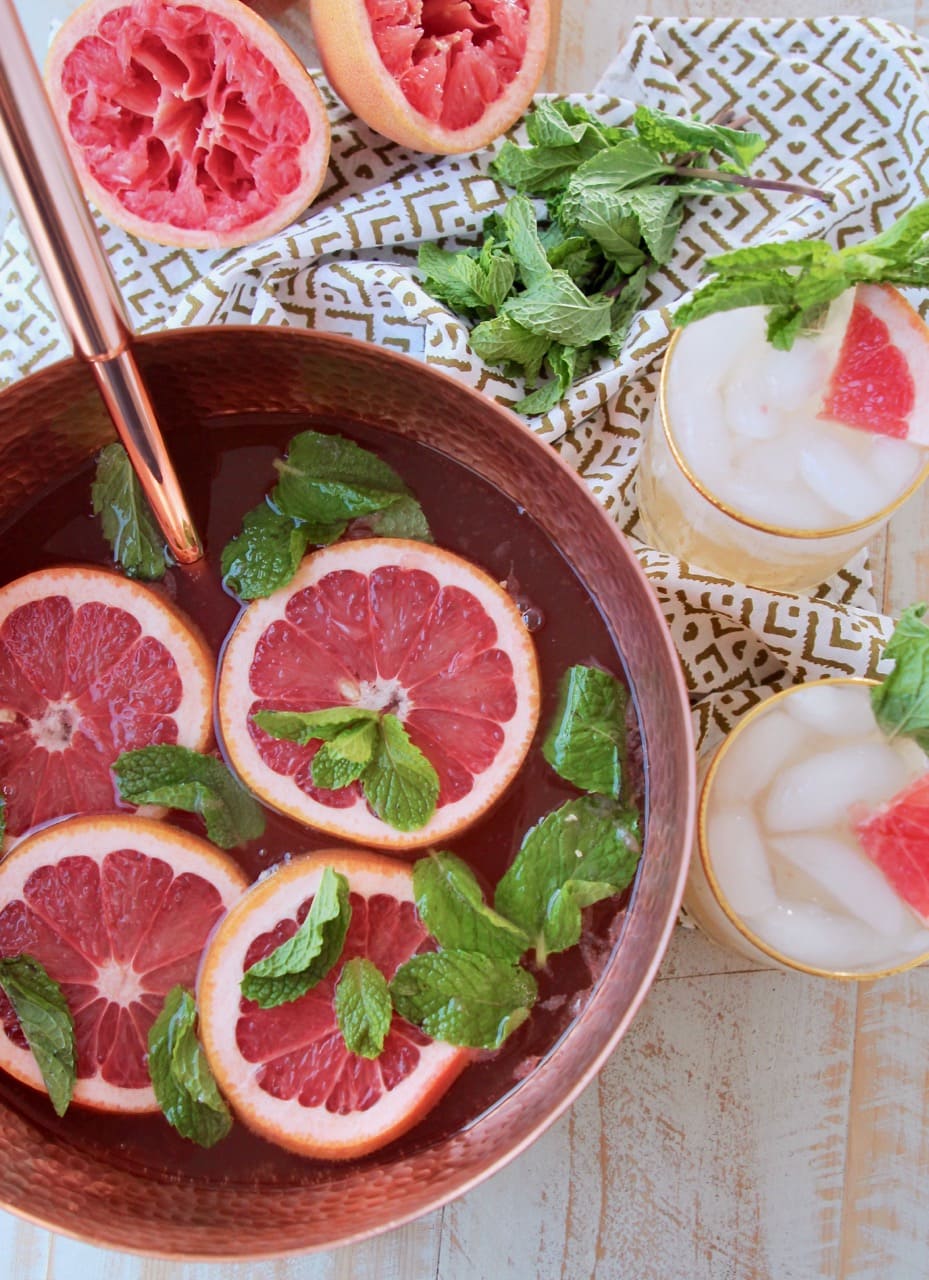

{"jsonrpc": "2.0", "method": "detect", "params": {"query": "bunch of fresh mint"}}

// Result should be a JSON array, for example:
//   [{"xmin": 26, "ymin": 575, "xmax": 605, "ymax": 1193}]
[
  {"xmin": 240, "ymin": 665, "xmax": 641, "ymax": 1060},
  {"xmin": 419, "ymin": 99, "xmax": 829, "ymax": 414},
  {"xmin": 675, "ymin": 200, "xmax": 929, "ymax": 349}
]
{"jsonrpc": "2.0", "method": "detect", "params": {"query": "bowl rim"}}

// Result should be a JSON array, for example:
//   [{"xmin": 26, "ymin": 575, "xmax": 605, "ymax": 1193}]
[{"xmin": 0, "ymin": 326, "xmax": 695, "ymax": 1259}]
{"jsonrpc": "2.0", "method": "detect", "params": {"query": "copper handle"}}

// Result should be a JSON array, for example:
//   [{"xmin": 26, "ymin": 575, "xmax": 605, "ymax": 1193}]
[{"xmin": 0, "ymin": 0, "xmax": 203, "ymax": 565}]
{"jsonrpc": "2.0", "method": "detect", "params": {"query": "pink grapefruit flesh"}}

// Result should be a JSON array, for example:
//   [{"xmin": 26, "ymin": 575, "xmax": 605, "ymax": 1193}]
[
  {"xmin": 0, "ymin": 814, "xmax": 247, "ymax": 1112},
  {"xmin": 46, "ymin": 0, "xmax": 331, "ymax": 249},
  {"xmin": 820, "ymin": 284, "xmax": 929, "ymax": 446},
  {"xmin": 0, "ymin": 567, "xmax": 214, "ymax": 845},
  {"xmin": 217, "ymin": 538, "xmax": 540, "ymax": 850},
  {"xmin": 856, "ymin": 773, "xmax": 929, "ymax": 922},
  {"xmin": 198, "ymin": 848, "xmax": 468, "ymax": 1158}
]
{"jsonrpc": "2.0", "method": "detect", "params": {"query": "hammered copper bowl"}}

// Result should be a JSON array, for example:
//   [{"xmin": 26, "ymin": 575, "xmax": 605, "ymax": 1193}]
[{"xmin": 0, "ymin": 329, "xmax": 694, "ymax": 1259}]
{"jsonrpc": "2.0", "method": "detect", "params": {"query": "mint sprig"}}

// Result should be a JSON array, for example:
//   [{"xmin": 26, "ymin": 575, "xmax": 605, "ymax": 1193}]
[
  {"xmin": 221, "ymin": 431, "xmax": 433, "ymax": 600},
  {"xmin": 254, "ymin": 709, "xmax": 439, "ymax": 833},
  {"xmin": 675, "ymin": 200, "xmax": 929, "ymax": 349},
  {"xmin": 0, "ymin": 955, "xmax": 76, "ymax": 1116},
  {"xmin": 871, "ymin": 603, "xmax": 929, "ymax": 749},
  {"xmin": 413, "ymin": 851, "xmax": 530, "ymax": 962},
  {"xmin": 419, "ymin": 98, "xmax": 831, "ymax": 414},
  {"xmin": 241, "ymin": 866, "xmax": 351, "ymax": 1008},
  {"xmin": 390, "ymin": 951, "xmax": 537, "ymax": 1050},
  {"xmin": 334, "ymin": 957, "xmax": 393, "ymax": 1059},
  {"xmin": 91, "ymin": 443, "xmax": 170, "ymax": 581},
  {"xmin": 112, "ymin": 745, "xmax": 265, "ymax": 850},
  {"xmin": 494, "ymin": 796, "xmax": 642, "ymax": 964},
  {"xmin": 147, "ymin": 986, "xmax": 232, "ymax": 1148},
  {"xmin": 544, "ymin": 665, "xmax": 628, "ymax": 799}
]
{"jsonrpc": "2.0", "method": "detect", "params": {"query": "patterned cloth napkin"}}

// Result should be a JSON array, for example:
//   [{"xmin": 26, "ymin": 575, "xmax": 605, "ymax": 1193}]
[{"xmin": 2, "ymin": 15, "xmax": 927, "ymax": 753}]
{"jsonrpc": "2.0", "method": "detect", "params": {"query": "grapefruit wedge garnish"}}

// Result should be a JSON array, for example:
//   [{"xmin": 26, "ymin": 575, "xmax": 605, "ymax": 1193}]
[
  {"xmin": 198, "ymin": 848, "xmax": 468, "ymax": 1159},
  {"xmin": 856, "ymin": 773, "xmax": 929, "ymax": 922},
  {"xmin": 0, "ymin": 814, "xmax": 247, "ymax": 1112},
  {"xmin": 217, "ymin": 539, "xmax": 540, "ymax": 850},
  {"xmin": 0, "ymin": 567, "xmax": 214, "ymax": 845},
  {"xmin": 820, "ymin": 284, "xmax": 929, "ymax": 445}
]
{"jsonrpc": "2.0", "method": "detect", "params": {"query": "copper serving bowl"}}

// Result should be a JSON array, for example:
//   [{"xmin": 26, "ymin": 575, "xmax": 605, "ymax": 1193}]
[{"xmin": 0, "ymin": 328, "xmax": 694, "ymax": 1259}]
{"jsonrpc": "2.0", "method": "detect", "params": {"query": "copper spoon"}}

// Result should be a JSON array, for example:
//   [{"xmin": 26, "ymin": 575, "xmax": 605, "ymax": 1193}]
[{"xmin": 0, "ymin": 0, "xmax": 203, "ymax": 565}]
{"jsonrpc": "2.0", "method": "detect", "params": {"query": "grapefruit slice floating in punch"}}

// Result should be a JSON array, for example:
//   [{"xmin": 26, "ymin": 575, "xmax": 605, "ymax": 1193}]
[
  {"xmin": 217, "ymin": 539, "xmax": 540, "ymax": 850},
  {"xmin": 198, "ymin": 848, "xmax": 469, "ymax": 1159},
  {"xmin": 0, "ymin": 567, "xmax": 214, "ymax": 845},
  {"xmin": 820, "ymin": 284, "xmax": 929, "ymax": 445},
  {"xmin": 0, "ymin": 815, "xmax": 247, "ymax": 1112},
  {"xmin": 46, "ymin": 0, "xmax": 331, "ymax": 249},
  {"xmin": 856, "ymin": 773, "xmax": 929, "ymax": 922}
]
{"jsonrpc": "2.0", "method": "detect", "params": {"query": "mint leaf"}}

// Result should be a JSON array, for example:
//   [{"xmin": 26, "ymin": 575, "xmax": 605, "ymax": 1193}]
[
  {"xmin": 619, "ymin": 187, "xmax": 682, "ymax": 264},
  {"xmin": 543, "ymin": 665, "xmax": 628, "ymax": 798},
  {"xmin": 221, "ymin": 502, "xmax": 315, "ymax": 600},
  {"xmin": 91, "ymin": 443, "xmax": 169, "ymax": 581},
  {"xmin": 355, "ymin": 494, "xmax": 434, "ymax": 543},
  {"xmin": 706, "ymin": 240, "xmax": 836, "ymax": 274},
  {"xmin": 113, "ymin": 745, "xmax": 265, "ymax": 849},
  {"xmin": 606, "ymin": 265, "xmax": 649, "ymax": 357},
  {"xmin": 334, "ymin": 957, "xmax": 392, "ymax": 1059},
  {"xmin": 503, "ymin": 273, "xmax": 613, "ymax": 346},
  {"xmin": 413, "ymin": 851, "xmax": 530, "ymax": 962},
  {"xmin": 845, "ymin": 201, "xmax": 929, "ymax": 260},
  {"xmin": 252, "ymin": 706, "xmax": 380, "ymax": 745},
  {"xmin": 494, "ymin": 795, "xmax": 641, "ymax": 963},
  {"xmin": 871, "ymin": 603, "xmax": 929, "ymax": 750},
  {"xmin": 418, "ymin": 241, "xmax": 516, "ymax": 314},
  {"xmin": 633, "ymin": 105, "xmax": 766, "ymax": 172},
  {"xmin": 147, "ymin": 986, "xmax": 232, "ymax": 1148},
  {"xmin": 0, "ymin": 955, "xmax": 75, "ymax": 1116},
  {"xmin": 272, "ymin": 431, "xmax": 410, "ymax": 525},
  {"xmin": 502, "ymin": 195, "xmax": 552, "ymax": 287},
  {"xmin": 363, "ymin": 714, "xmax": 439, "ymax": 832},
  {"xmin": 390, "ymin": 950, "xmax": 537, "ymax": 1049},
  {"xmin": 514, "ymin": 344, "xmax": 578, "ymax": 415},
  {"xmin": 311, "ymin": 719, "xmax": 379, "ymax": 789},
  {"xmin": 470, "ymin": 313, "xmax": 551, "ymax": 380},
  {"xmin": 492, "ymin": 136, "xmax": 609, "ymax": 197},
  {"xmin": 526, "ymin": 98, "xmax": 631, "ymax": 150},
  {"xmin": 241, "ymin": 866, "xmax": 351, "ymax": 1008},
  {"xmin": 674, "ymin": 270, "xmax": 797, "ymax": 327}
]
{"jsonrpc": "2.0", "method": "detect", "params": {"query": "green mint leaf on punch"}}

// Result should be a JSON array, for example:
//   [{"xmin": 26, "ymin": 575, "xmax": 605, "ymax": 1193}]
[
  {"xmin": 241, "ymin": 866, "xmax": 351, "ymax": 1009},
  {"xmin": 311, "ymin": 719, "xmax": 380, "ymax": 790},
  {"xmin": 0, "ymin": 955, "xmax": 76, "ymax": 1116},
  {"xmin": 91, "ymin": 442, "xmax": 170, "ymax": 581},
  {"xmin": 494, "ymin": 795, "xmax": 642, "ymax": 964},
  {"xmin": 390, "ymin": 951, "xmax": 537, "ymax": 1050},
  {"xmin": 543, "ymin": 665, "xmax": 628, "ymax": 799},
  {"xmin": 363, "ymin": 715, "xmax": 439, "ymax": 833},
  {"xmin": 221, "ymin": 431, "xmax": 432, "ymax": 599},
  {"xmin": 253, "ymin": 706, "xmax": 381, "ymax": 745},
  {"xmin": 113, "ymin": 745, "xmax": 265, "ymax": 850},
  {"xmin": 413, "ymin": 851, "xmax": 530, "ymax": 963},
  {"xmin": 334, "ymin": 958, "xmax": 393, "ymax": 1060},
  {"xmin": 147, "ymin": 986, "xmax": 232, "ymax": 1148},
  {"xmin": 871, "ymin": 603, "xmax": 929, "ymax": 751}
]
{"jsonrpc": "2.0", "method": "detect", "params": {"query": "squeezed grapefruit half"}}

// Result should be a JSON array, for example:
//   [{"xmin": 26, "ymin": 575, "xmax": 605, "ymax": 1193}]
[
  {"xmin": 0, "ymin": 566, "xmax": 214, "ymax": 846},
  {"xmin": 198, "ymin": 848, "xmax": 469, "ymax": 1159},
  {"xmin": 0, "ymin": 814, "xmax": 247, "ymax": 1112},
  {"xmin": 821, "ymin": 284, "xmax": 929, "ymax": 445},
  {"xmin": 217, "ymin": 539, "xmax": 540, "ymax": 850}
]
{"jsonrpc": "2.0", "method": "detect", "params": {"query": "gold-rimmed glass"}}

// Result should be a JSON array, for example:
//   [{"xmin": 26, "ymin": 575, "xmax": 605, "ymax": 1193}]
[
  {"xmin": 636, "ymin": 328, "xmax": 929, "ymax": 593},
  {"xmin": 684, "ymin": 678, "xmax": 929, "ymax": 981}
]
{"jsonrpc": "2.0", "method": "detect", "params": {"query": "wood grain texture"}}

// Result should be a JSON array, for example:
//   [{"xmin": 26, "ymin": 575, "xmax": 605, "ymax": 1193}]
[{"xmin": 3, "ymin": 0, "xmax": 929, "ymax": 1277}]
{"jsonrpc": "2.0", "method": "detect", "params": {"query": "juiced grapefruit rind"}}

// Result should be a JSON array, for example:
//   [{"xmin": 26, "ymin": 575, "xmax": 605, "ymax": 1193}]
[
  {"xmin": 311, "ymin": 0, "xmax": 550, "ymax": 155},
  {"xmin": 0, "ymin": 814, "xmax": 247, "ymax": 1112},
  {"xmin": 46, "ymin": 0, "xmax": 332, "ymax": 250},
  {"xmin": 217, "ymin": 539, "xmax": 540, "ymax": 850},
  {"xmin": 0, "ymin": 566, "xmax": 215, "ymax": 845},
  {"xmin": 198, "ymin": 849, "xmax": 469, "ymax": 1158}
]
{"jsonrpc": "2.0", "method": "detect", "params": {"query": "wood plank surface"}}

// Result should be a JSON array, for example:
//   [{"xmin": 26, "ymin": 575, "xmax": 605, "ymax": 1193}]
[{"xmin": 3, "ymin": 1, "xmax": 929, "ymax": 1277}]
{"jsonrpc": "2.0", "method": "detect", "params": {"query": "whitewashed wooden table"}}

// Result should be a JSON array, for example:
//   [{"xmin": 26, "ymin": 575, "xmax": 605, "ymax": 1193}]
[{"xmin": 3, "ymin": 1, "xmax": 929, "ymax": 1277}]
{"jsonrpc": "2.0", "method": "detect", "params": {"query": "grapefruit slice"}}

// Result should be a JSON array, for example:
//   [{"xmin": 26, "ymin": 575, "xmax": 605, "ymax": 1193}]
[
  {"xmin": 856, "ymin": 773, "xmax": 929, "ymax": 922},
  {"xmin": 0, "ymin": 814, "xmax": 247, "ymax": 1112},
  {"xmin": 46, "ymin": 0, "xmax": 331, "ymax": 250},
  {"xmin": 0, "ymin": 567, "xmax": 214, "ymax": 845},
  {"xmin": 198, "ymin": 848, "xmax": 468, "ymax": 1159},
  {"xmin": 820, "ymin": 284, "xmax": 929, "ymax": 444},
  {"xmin": 311, "ymin": 0, "xmax": 550, "ymax": 155},
  {"xmin": 217, "ymin": 538, "xmax": 540, "ymax": 850}
]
